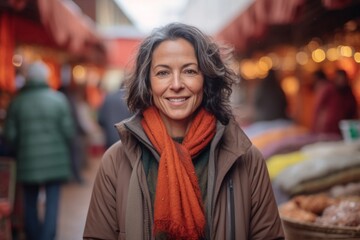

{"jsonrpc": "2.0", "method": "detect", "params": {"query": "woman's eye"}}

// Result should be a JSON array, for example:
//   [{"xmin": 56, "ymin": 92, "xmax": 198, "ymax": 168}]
[
  {"xmin": 184, "ymin": 69, "xmax": 198, "ymax": 75},
  {"xmin": 156, "ymin": 71, "xmax": 169, "ymax": 77}
]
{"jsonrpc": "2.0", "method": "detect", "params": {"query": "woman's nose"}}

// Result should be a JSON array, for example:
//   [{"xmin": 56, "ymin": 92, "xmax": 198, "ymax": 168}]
[{"xmin": 170, "ymin": 73, "xmax": 183, "ymax": 90}]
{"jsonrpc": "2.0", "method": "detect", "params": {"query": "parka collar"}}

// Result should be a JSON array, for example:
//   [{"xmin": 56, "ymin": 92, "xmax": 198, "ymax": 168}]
[
  {"xmin": 219, "ymin": 118, "xmax": 252, "ymax": 159},
  {"xmin": 116, "ymin": 112, "xmax": 148, "ymax": 146},
  {"xmin": 116, "ymin": 113, "xmax": 252, "ymax": 167},
  {"xmin": 115, "ymin": 112, "xmax": 160, "ymax": 167}
]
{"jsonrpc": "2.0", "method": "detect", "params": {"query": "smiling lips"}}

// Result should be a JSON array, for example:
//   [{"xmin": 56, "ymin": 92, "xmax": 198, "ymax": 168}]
[{"xmin": 167, "ymin": 97, "xmax": 188, "ymax": 102}]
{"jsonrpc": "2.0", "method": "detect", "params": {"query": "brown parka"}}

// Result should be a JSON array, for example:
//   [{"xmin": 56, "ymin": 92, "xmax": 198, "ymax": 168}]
[{"xmin": 83, "ymin": 114, "xmax": 284, "ymax": 240}]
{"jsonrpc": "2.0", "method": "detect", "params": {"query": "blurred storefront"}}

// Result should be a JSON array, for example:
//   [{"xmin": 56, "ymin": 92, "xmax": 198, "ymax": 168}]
[
  {"xmin": 0, "ymin": 0, "xmax": 107, "ymax": 90},
  {"xmin": 216, "ymin": 0, "xmax": 360, "ymax": 128},
  {"xmin": 0, "ymin": 0, "xmax": 144, "ymax": 158},
  {"xmin": 0, "ymin": 0, "xmax": 144, "ymax": 162},
  {"xmin": 216, "ymin": 2, "xmax": 360, "ymax": 238},
  {"xmin": 0, "ymin": 1, "xmax": 112, "ymax": 143},
  {"xmin": 0, "ymin": 0, "xmax": 112, "ymax": 161},
  {"xmin": 0, "ymin": 0, "xmax": 109, "ymax": 237}
]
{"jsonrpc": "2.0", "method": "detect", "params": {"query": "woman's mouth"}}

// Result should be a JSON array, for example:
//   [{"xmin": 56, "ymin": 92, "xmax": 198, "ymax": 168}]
[{"xmin": 168, "ymin": 97, "xmax": 187, "ymax": 102}]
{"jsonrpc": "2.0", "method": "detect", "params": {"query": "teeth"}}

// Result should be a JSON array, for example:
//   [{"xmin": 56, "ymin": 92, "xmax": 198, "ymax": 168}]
[{"xmin": 168, "ymin": 98, "xmax": 186, "ymax": 102}]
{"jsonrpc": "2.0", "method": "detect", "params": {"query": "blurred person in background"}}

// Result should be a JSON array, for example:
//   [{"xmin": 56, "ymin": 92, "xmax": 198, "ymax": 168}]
[
  {"xmin": 59, "ymin": 83, "xmax": 87, "ymax": 184},
  {"xmin": 4, "ymin": 61, "xmax": 75, "ymax": 240},
  {"xmin": 311, "ymin": 69, "xmax": 358, "ymax": 134},
  {"xmin": 334, "ymin": 69, "xmax": 358, "ymax": 119},
  {"xmin": 98, "ymin": 83, "xmax": 132, "ymax": 149},
  {"xmin": 311, "ymin": 69, "xmax": 332, "ymax": 132},
  {"xmin": 84, "ymin": 22, "xmax": 283, "ymax": 240},
  {"xmin": 253, "ymin": 69, "xmax": 289, "ymax": 122}
]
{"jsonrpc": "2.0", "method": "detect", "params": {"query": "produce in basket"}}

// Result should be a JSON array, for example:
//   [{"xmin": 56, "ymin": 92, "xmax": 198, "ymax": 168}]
[
  {"xmin": 279, "ymin": 193, "xmax": 360, "ymax": 227},
  {"xmin": 316, "ymin": 200, "xmax": 360, "ymax": 227}
]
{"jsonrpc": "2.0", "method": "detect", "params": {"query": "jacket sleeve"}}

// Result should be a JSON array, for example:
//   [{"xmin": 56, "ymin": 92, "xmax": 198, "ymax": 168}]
[
  {"xmin": 83, "ymin": 149, "xmax": 120, "ymax": 240},
  {"xmin": 247, "ymin": 146, "xmax": 285, "ymax": 240}
]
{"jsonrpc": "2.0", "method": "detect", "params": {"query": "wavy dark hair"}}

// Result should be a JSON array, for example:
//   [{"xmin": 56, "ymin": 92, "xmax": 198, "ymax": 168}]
[{"xmin": 125, "ymin": 22, "xmax": 236, "ymax": 125}]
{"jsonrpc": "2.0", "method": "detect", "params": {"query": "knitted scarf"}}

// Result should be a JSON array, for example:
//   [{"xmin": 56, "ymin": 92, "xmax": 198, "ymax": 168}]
[{"xmin": 141, "ymin": 106, "xmax": 216, "ymax": 239}]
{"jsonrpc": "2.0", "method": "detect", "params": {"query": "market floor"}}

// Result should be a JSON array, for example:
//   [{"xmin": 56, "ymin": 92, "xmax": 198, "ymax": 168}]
[{"xmin": 57, "ymin": 156, "xmax": 101, "ymax": 240}]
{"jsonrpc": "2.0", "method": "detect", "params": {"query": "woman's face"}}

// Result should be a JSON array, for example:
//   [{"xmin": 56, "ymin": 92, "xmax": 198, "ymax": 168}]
[{"xmin": 150, "ymin": 38, "xmax": 204, "ymax": 136}]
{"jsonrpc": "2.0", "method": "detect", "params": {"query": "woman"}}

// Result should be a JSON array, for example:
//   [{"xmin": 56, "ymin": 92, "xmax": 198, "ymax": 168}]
[{"xmin": 84, "ymin": 23, "xmax": 284, "ymax": 240}]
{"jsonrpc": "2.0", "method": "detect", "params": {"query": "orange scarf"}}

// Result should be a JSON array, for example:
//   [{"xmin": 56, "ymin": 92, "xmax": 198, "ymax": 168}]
[{"xmin": 142, "ymin": 106, "xmax": 216, "ymax": 239}]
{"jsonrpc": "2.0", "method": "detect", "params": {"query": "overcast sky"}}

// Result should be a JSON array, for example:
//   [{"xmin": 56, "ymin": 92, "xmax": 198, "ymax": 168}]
[{"xmin": 115, "ymin": 0, "xmax": 189, "ymax": 33}]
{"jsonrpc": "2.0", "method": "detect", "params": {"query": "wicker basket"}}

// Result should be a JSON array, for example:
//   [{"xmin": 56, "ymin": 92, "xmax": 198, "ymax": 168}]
[{"xmin": 281, "ymin": 217, "xmax": 360, "ymax": 240}]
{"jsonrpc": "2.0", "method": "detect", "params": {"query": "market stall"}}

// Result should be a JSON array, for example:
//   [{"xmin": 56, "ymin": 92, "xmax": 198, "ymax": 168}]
[
  {"xmin": 0, "ymin": 0, "xmax": 108, "ymax": 238},
  {"xmin": 216, "ymin": 0, "xmax": 360, "ymax": 237}
]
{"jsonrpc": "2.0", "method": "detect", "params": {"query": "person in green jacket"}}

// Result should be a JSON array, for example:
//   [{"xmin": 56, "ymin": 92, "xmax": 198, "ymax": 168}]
[{"xmin": 4, "ymin": 60, "xmax": 75, "ymax": 240}]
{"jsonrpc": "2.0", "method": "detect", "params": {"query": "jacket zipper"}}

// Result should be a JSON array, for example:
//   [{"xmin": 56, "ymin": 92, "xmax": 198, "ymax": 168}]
[
  {"xmin": 227, "ymin": 178, "xmax": 235, "ymax": 240},
  {"xmin": 144, "ymin": 199, "xmax": 151, "ymax": 240}
]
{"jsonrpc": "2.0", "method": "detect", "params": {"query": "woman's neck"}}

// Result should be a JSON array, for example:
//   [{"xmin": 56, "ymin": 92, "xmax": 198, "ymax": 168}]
[{"xmin": 160, "ymin": 115, "xmax": 192, "ymax": 138}]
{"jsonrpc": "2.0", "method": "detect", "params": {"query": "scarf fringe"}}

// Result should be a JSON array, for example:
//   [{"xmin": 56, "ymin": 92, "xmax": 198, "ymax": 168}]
[{"xmin": 154, "ymin": 219, "xmax": 205, "ymax": 240}]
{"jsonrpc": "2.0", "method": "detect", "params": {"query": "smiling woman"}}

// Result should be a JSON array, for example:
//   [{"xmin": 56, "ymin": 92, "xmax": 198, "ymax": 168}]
[{"xmin": 83, "ymin": 22, "xmax": 284, "ymax": 240}]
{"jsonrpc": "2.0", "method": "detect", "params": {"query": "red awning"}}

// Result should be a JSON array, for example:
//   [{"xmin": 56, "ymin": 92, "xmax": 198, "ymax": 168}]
[
  {"xmin": 216, "ymin": 0, "xmax": 305, "ymax": 54},
  {"xmin": 37, "ymin": 0, "xmax": 102, "ymax": 55},
  {"xmin": 6, "ymin": 0, "xmax": 106, "ymax": 64},
  {"xmin": 104, "ymin": 38, "xmax": 142, "ymax": 69},
  {"xmin": 322, "ymin": 0, "xmax": 352, "ymax": 9},
  {"xmin": 215, "ymin": 0, "xmax": 356, "ymax": 56}
]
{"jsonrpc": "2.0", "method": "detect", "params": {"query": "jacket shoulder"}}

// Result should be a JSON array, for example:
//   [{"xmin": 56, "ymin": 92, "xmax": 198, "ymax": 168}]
[
  {"xmin": 221, "ymin": 119, "xmax": 253, "ymax": 157},
  {"xmin": 101, "ymin": 141, "xmax": 130, "ymax": 170}
]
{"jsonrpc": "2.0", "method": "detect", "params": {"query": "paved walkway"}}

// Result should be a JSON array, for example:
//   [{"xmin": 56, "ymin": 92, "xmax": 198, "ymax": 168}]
[{"xmin": 57, "ymin": 157, "xmax": 100, "ymax": 240}]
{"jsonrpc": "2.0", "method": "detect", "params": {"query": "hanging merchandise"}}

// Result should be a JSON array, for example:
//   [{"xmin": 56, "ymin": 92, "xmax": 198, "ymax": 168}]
[{"xmin": 0, "ymin": 13, "xmax": 16, "ymax": 93}]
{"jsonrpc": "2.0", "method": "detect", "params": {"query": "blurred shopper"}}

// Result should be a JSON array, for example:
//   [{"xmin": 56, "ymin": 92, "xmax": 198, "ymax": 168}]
[
  {"xmin": 84, "ymin": 22, "xmax": 283, "ymax": 239},
  {"xmin": 334, "ymin": 69, "xmax": 358, "ymax": 118},
  {"xmin": 253, "ymin": 69, "xmax": 288, "ymax": 122},
  {"xmin": 312, "ymin": 69, "xmax": 329, "ymax": 91},
  {"xmin": 59, "ymin": 84, "xmax": 87, "ymax": 183},
  {"xmin": 311, "ymin": 69, "xmax": 332, "ymax": 132},
  {"xmin": 98, "ymin": 84, "xmax": 132, "ymax": 149},
  {"xmin": 311, "ymin": 69, "xmax": 358, "ymax": 134},
  {"xmin": 4, "ymin": 61, "xmax": 75, "ymax": 240}
]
